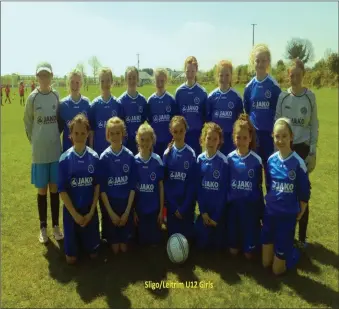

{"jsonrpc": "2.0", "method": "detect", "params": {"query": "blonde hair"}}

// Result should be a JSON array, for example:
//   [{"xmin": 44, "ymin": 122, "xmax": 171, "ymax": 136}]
[
  {"xmin": 99, "ymin": 67, "xmax": 113, "ymax": 83},
  {"xmin": 200, "ymin": 122, "xmax": 224, "ymax": 151},
  {"xmin": 216, "ymin": 60, "xmax": 233, "ymax": 86},
  {"xmin": 154, "ymin": 68, "xmax": 168, "ymax": 80},
  {"xmin": 233, "ymin": 113, "xmax": 256, "ymax": 151},
  {"xmin": 249, "ymin": 43, "xmax": 272, "ymax": 72},
  {"xmin": 67, "ymin": 69, "xmax": 83, "ymax": 92},
  {"xmin": 288, "ymin": 58, "xmax": 305, "ymax": 75},
  {"xmin": 184, "ymin": 56, "xmax": 198, "ymax": 82},
  {"xmin": 106, "ymin": 117, "xmax": 127, "ymax": 142},
  {"xmin": 136, "ymin": 121, "xmax": 156, "ymax": 151},
  {"xmin": 168, "ymin": 116, "xmax": 188, "ymax": 151},
  {"xmin": 125, "ymin": 66, "xmax": 139, "ymax": 80},
  {"xmin": 69, "ymin": 113, "xmax": 90, "ymax": 134}
]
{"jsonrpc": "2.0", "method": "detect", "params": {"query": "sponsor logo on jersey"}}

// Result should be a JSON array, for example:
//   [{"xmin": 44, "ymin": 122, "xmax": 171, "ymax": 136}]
[
  {"xmin": 300, "ymin": 107, "xmax": 307, "ymax": 115},
  {"xmin": 213, "ymin": 170, "xmax": 220, "ymax": 179},
  {"xmin": 166, "ymin": 105, "xmax": 171, "ymax": 113},
  {"xmin": 291, "ymin": 118, "xmax": 305, "ymax": 126},
  {"xmin": 37, "ymin": 115, "xmax": 57, "ymax": 125},
  {"xmin": 288, "ymin": 170, "xmax": 296, "ymax": 181},
  {"xmin": 108, "ymin": 176, "xmax": 128, "ymax": 186},
  {"xmin": 214, "ymin": 110, "xmax": 232, "ymax": 119},
  {"xmin": 252, "ymin": 101, "xmax": 270, "ymax": 109},
  {"xmin": 231, "ymin": 179, "xmax": 253, "ymax": 191},
  {"xmin": 202, "ymin": 180, "xmax": 219, "ymax": 191},
  {"xmin": 71, "ymin": 177, "xmax": 93, "ymax": 187},
  {"xmin": 182, "ymin": 105, "xmax": 199, "ymax": 113},
  {"xmin": 265, "ymin": 90, "xmax": 271, "ymax": 99},
  {"xmin": 139, "ymin": 106, "xmax": 143, "ymax": 113},
  {"xmin": 194, "ymin": 97, "xmax": 200, "ymax": 104},
  {"xmin": 139, "ymin": 183, "xmax": 155, "ymax": 193},
  {"xmin": 123, "ymin": 164, "xmax": 129, "ymax": 173},
  {"xmin": 98, "ymin": 120, "xmax": 106, "ymax": 129},
  {"xmin": 228, "ymin": 101, "xmax": 234, "ymax": 109},
  {"xmin": 88, "ymin": 165, "xmax": 94, "ymax": 173},
  {"xmin": 248, "ymin": 169, "xmax": 254, "ymax": 178},
  {"xmin": 169, "ymin": 171, "xmax": 186, "ymax": 181},
  {"xmin": 272, "ymin": 181, "xmax": 294, "ymax": 193},
  {"xmin": 184, "ymin": 161, "xmax": 190, "ymax": 170},
  {"xmin": 125, "ymin": 115, "xmax": 141, "ymax": 123},
  {"xmin": 150, "ymin": 172, "xmax": 156, "ymax": 181},
  {"xmin": 153, "ymin": 114, "xmax": 170, "ymax": 123}
]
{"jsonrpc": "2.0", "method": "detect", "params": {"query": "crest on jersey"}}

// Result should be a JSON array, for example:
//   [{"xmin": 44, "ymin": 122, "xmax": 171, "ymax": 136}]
[
  {"xmin": 231, "ymin": 179, "xmax": 237, "ymax": 190},
  {"xmin": 300, "ymin": 107, "xmax": 307, "ymax": 115},
  {"xmin": 166, "ymin": 105, "xmax": 171, "ymax": 113},
  {"xmin": 98, "ymin": 121, "xmax": 104, "ymax": 129},
  {"xmin": 214, "ymin": 110, "xmax": 219, "ymax": 118},
  {"xmin": 213, "ymin": 170, "xmax": 220, "ymax": 179},
  {"xmin": 194, "ymin": 97, "xmax": 200, "ymax": 105},
  {"xmin": 265, "ymin": 90, "xmax": 271, "ymax": 99},
  {"xmin": 52, "ymin": 104, "xmax": 56, "ymax": 111},
  {"xmin": 108, "ymin": 177, "xmax": 114, "ymax": 186},
  {"xmin": 37, "ymin": 116, "xmax": 43, "ymax": 125},
  {"xmin": 153, "ymin": 115, "xmax": 159, "ymax": 123},
  {"xmin": 184, "ymin": 161, "xmax": 190, "ymax": 170},
  {"xmin": 139, "ymin": 106, "xmax": 143, "ymax": 113},
  {"xmin": 150, "ymin": 172, "xmax": 156, "ymax": 181},
  {"xmin": 125, "ymin": 116, "xmax": 131, "ymax": 123},
  {"xmin": 228, "ymin": 101, "xmax": 234, "ymax": 109},
  {"xmin": 88, "ymin": 165, "xmax": 94, "ymax": 174},
  {"xmin": 288, "ymin": 170, "xmax": 296, "ymax": 181},
  {"xmin": 112, "ymin": 110, "xmax": 117, "ymax": 117},
  {"xmin": 123, "ymin": 164, "xmax": 129, "ymax": 173},
  {"xmin": 248, "ymin": 169, "xmax": 254, "ymax": 178},
  {"xmin": 71, "ymin": 178, "xmax": 77, "ymax": 187}
]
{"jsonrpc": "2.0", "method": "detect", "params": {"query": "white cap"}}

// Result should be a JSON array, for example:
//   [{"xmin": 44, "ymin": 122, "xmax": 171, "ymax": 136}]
[{"xmin": 36, "ymin": 62, "xmax": 53, "ymax": 74}]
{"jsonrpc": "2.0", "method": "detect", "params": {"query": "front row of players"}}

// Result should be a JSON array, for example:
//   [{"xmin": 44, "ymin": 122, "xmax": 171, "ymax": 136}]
[{"xmin": 59, "ymin": 113, "xmax": 310, "ymax": 276}]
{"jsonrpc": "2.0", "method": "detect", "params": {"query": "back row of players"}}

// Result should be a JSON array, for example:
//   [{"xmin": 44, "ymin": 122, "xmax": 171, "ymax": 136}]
[{"xmin": 23, "ymin": 43, "xmax": 318, "ymax": 276}]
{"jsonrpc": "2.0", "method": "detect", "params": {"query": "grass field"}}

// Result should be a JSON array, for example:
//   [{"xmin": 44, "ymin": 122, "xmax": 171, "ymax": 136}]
[{"xmin": 1, "ymin": 84, "xmax": 338, "ymax": 308}]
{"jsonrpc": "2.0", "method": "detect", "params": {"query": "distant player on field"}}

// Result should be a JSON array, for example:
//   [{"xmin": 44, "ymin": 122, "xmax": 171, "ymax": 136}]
[
  {"xmin": 31, "ymin": 81, "xmax": 36, "ymax": 92},
  {"xmin": 23, "ymin": 62, "xmax": 64, "ymax": 244},
  {"xmin": 19, "ymin": 81, "xmax": 25, "ymax": 106},
  {"xmin": 175, "ymin": 56, "xmax": 208, "ymax": 156},
  {"xmin": 58, "ymin": 69, "xmax": 91, "ymax": 153},
  {"xmin": 243, "ymin": 44, "xmax": 281, "ymax": 169},
  {"xmin": 275, "ymin": 58, "xmax": 319, "ymax": 249},
  {"xmin": 206, "ymin": 60, "xmax": 244, "ymax": 156},
  {"xmin": 5, "ymin": 84, "xmax": 11, "ymax": 104}
]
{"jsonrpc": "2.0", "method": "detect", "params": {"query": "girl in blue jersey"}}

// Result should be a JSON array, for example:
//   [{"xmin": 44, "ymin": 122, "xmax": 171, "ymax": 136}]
[
  {"xmin": 262, "ymin": 118, "xmax": 310, "ymax": 275},
  {"xmin": 227, "ymin": 114, "xmax": 264, "ymax": 259},
  {"xmin": 243, "ymin": 44, "xmax": 281, "ymax": 169},
  {"xmin": 58, "ymin": 114, "xmax": 101, "ymax": 264},
  {"xmin": 175, "ymin": 56, "xmax": 208, "ymax": 156},
  {"xmin": 163, "ymin": 116, "xmax": 197, "ymax": 241},
  {"xmin": 195, "ymin": 122, "xmax": 228, "ymax": 250},
  {"xmin": 99, "ymin": 117, "xmax": 136, "ymax": 254},
  {"xmin": 88, "ymin": 67, "xmax": 123, "ymax": 242},
  {"xmin": 58, "ymin": 69, "xmax": 91, "ymax": 153},
  {"xmin": 118, "ymin": 66, "xmax": 148, "ymax": 155},
  {"xmin": 147, "ymin": 68, "xmax": 177, "ymax": 157},
  {"xmin": 134, "ymin": 122, "xmax": 164, "ymax": 246},
  {"xmin": 207, "ymin": 60, "xmax": 244, "ymax": 156}
]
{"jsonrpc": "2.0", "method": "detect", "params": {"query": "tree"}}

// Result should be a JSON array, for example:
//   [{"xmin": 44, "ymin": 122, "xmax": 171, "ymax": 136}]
[
  {"xmin": 327, "ymin": 53, "xmax": 339, "ymax": 76},
  {"xmin": 285, "ymin": 38, "xmax": 315, "ymax": 64},
  {"xmin": 313, "ymin": 59, "xmax": 327, "ymax": 71},
  {"xmin": 141, "ymin": 68, "xmax": 153, "ymax": 76},
  {"xmin": 88, "ymin": 56, "xmax": 102, "ymax": 80},
  {"xmin": 76, "ymin": 62, "xmax": 86, "ymax": 76}
]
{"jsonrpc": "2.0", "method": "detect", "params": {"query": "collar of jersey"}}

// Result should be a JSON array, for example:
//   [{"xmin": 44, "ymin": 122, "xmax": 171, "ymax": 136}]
[
  {"xmin": 235, "ymin": 149, "xmax": 251, "ymax": 160},
  {"xmin": 70, "ymin": 95, "xmax": 82, "ymax": 104},
  {"xmin": 288, "ymin": 87, "xmax": 308, "ymax": 97},
  {"xmin": 136, "ymin": 152, "xmax": 153, "ymax": 164},
  {"xmin": 72, "ymin": 146, "xmax": 88, "ymax": 158},
  {"xmin": 154, "ymin": 91, "xmax": 167, "ymax": 99},
  {"xmin": 126, "ymin": 91, "xmax": 139, "ymax": 100},
  {"xmin": 204, "ymin": 150, "xmax": 218, "ymax": 161},
  {"xmin": 184, "ymin": 82, "xmax": 197, "ymax": 90},
  {"xmin": 277, "ymin": 151, "xmax": 294, "ymax": 162},
  {"xmin": 100, "ymin": 95, "xmax": 112, "ymax": 103},
  {"xmin": 218, "ymin": 87, "xmax": 232, "ymax": 95},
  {"xmin": 254, "ymin": 74, "xmax": 269, "ymax": 84},
  {"xmin": 109, "ymin": 145, "xmax": 124, "ymax": 156},
  {"xmin": 173, "ymin": 144, "xmax": 187, "ymax": 153}
]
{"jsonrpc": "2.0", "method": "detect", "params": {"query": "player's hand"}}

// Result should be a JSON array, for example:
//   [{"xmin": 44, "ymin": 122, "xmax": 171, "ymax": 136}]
[
  {"xmin": 209, "ymin": 218, "xmax": 218, "ymax": 227},
  {"xmin": 81, "ymin": 212, "xmax": 93, "ymax": 227},
  {"xmin": 74, "ymin": 213, "xmax": 85, "ymax": 226},
  {"xmin": 119, "ymin": 211, "xmax": 129, "ymax": 227},
  {"xmin": 175, "ymin": 210, "xmax": 183, "ymax": 220},
  {"xmin": 305, "ymin": 153, "xmax": 316, "ymax": 173},
  {"xmin": 157, "ymin": 211, "xmax": 163, "ymax": 225},
  {"xmin": 202, "ymin": 213, "xmax": 211, "ymax": 226},
  {"xmin": 134, "ymin": 212, "xmax": 139, "ymax": 226},
  {"xmin": 297, "ymin": 202, "xmax": 308, "ymax": 221},
  {"xmin": 111, "ymin": 212, "xmax": 120, "ymax": 226}
]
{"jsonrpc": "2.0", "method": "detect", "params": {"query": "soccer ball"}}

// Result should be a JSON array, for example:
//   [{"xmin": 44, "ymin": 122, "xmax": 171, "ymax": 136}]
[{"xmin": 167, "ymin": 233, "xmax": 189, "ymax": 264}]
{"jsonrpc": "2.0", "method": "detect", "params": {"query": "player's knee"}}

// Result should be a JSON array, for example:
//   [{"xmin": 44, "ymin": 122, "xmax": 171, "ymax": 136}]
[
  {"xmin": 89, "ymin": 253, "xmax": 98, "ymax": 259},
  {"xmin": 66, "ymin": 256, "xmax": 77, "ymax": 264},
  {"xmin": 244, "ymin": 252, "xmax": 253, "ymax": 260},
  {"xmin": 120, "ymin": 243, "xmax": 128, "ymax": 252},
  {"xmin": 38, "ymin": 188, "xmax": 48, "ymax": 195},
  {"xmin": 229, "ymin": 248, "xmax": 239, "ymax": 256},
  {"xmin": 111, "ymin": 244, "xmax": 119, "ymax": 254},
  {"xmin": 49, "ymin": 183, "xmax": 58, "ymax": 193}
]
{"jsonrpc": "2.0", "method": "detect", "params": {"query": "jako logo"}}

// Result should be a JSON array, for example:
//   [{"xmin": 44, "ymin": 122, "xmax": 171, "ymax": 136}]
[
  {"xmin": 252, "ymin": 101, "xmax": 270, "ymax": 109},
  {"xmin": 202, "ymin": 180, "xmax": 219, "ymax": 190},
  {"xmin": 272, "ymin": 181, "xmax": 294, "ymax": 193},
  {"xmin": 108, "ymin": 176, "xmax": 128, "ymax": 186},
  {"xmin": 231, "ymin": 179, "xmax": 252, "ymax": 191},
  {"xmin": 169, "ymin": 171, "xmax": 186, "ymax": 181},
  {"xmin": 139, "ymin": 183, "xmax": 154, "ymax": 192},
  {"xmin": 71, "ymin": 177, "xmax": 93, "ymax": 187}
]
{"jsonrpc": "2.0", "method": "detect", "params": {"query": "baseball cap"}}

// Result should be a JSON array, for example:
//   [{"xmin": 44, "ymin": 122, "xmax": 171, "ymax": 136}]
[{"xmin": 36, "ymin": 62, "xmax": 53, "ymax": 74}]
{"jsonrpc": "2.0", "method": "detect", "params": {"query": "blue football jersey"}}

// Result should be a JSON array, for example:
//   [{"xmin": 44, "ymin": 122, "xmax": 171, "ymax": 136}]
[
  {"xmin": 58, "ymin": 146, "xmax": 99, "ymax": 210},
  {"xmin": 163, "ymin": 144, "xmax": 197, "ymax": 214},
  {"xmin": 175, "ymin": 82, "xmax": 207, "ymax": 133},
  {"xmin": 243, "ymin": 75, "xmax": 281, "ymax": 132},
  {"xmin": 265, "ymin": 151, "xmax": 311, "ymax": 215},
  {"xmin": 58, "ymin": 95, "xmax": 91, "ymax": 153},
  {"xmin": 89, "ymin": 95, "xmax": 123, "ymax": 155},
  {"xmin": 197, "ymin": 151, "xmax": 228, "ymax": 222},
  {"xmin": 135, "ymin": 152, "xmax": 164, "ymax": 214},
  {"xmin": 99, "ymin": 146, "xmax": 136, "ymax": 206},
  {"xmin": 118, "ymin": 91, "xmax": 148, "ymax": 144},
  {"xmin": 227, "ymin": 150, "xmax": 263, "ymax": 202},
  {"xmin": 147, "ymin": 91, "xmax": 177, "ymax": 144},
  {"xmin": 207, "ymin": 88, "xmax": 244, "ymax": 133}
]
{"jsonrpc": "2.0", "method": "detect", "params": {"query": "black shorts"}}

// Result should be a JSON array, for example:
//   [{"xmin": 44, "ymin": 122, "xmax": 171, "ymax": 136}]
[{"xmin": 292, "ymin": 143, "xmax": 310, "ymax": 161}]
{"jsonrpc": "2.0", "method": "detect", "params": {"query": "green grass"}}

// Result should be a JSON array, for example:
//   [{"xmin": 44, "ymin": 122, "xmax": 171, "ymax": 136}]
[{"xmin": 1, "ymin": 85, "xmax": 338, "ymax": 308}]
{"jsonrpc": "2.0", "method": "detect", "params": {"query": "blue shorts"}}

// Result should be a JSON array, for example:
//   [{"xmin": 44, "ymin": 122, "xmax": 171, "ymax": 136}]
[
  {"xmin": 185, "ymin": 131, "xmax": 201, "ymax": 157},
  {"xmin": 63, "ymin": 206, "xmax": 100, "ymax": 257},
  {"xmin": 227, "ymin": 201, "xmax": 261, "ymax": 252},
  {"xmin": 261, "ymin": 212, "xmax": 297, "ymax": 260},
  {"xmin": 137, "ymin": 210, "xmax": 162, "ymax": 245},
  {"xmin": 256, "ymin": 131, "xmax": 274, "ymax": 166},
  {"xmin": 220, "ymin": 132, "xmax": 235, "ymax": 157},
  {"xmin": 31, "ymin": 161, "xmax": 59, "ymax": 189},
  {"xmin": 106, "ymin": 198, "xmax": 134, "ymax": 245}
]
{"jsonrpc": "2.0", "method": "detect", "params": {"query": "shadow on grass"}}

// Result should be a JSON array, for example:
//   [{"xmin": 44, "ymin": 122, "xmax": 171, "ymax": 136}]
[{"xmin": 43, "ymin": 235, "xmax": 339, "ymax": 308}]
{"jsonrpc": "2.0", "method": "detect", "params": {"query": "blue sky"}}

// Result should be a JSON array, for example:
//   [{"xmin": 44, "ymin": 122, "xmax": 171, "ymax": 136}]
[{"xmin": 1, "ymin": 2, "xmax": 338, "ymax": 77}]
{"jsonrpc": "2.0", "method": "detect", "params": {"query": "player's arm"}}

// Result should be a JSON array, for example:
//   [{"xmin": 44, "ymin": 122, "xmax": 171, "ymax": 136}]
[
  {"xmin": 88, "ymin": 102, "xmax": 96, "ymax": 148},
  {"xmin": 275, "ymin": 92, "xmax": 284, "ymax": 121},
  {"xmin": 236, "ymin": 94, "xmax": 244, "ymax": 119},
  {"xmin": 56, "ymin": 103, "xmax": 65, "ymax": 134},
  {"xmin": 23, "ymin": 95, "xmax": 34, "ymax": 142},
  {"xmin": 309, "ymin": 92, "xmax": 319, "ymax": 156},
  {"xmin": 162, "ymin": 152, "xmax": 180, "ymax": 210},
  {"xmin": 201, "ymin": 91, "xmax": 208, "ymax": 124},
  {"xmin": 125, "ymin": 158, "xmax": 137, "ymax": 215},
  {"xmin": 243, "ymin": 86, "xmax": 251, "ymax": 114},
  {"xmin": 296, "ymin": 162, "xmax": 311, "ymax": 221},
  {"xmin": 157, "ymin": 160, "xmax": 165, "ymax": 222},
  {"xmin": 205, "ymin": 94, "xmax": 213, "ymax": 122}
]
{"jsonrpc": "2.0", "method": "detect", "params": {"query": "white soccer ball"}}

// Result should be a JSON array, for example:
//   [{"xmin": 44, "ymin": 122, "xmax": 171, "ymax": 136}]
[{"xmin": 167, "ymin": 233, "xmax": 189, "ymax": 264}]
